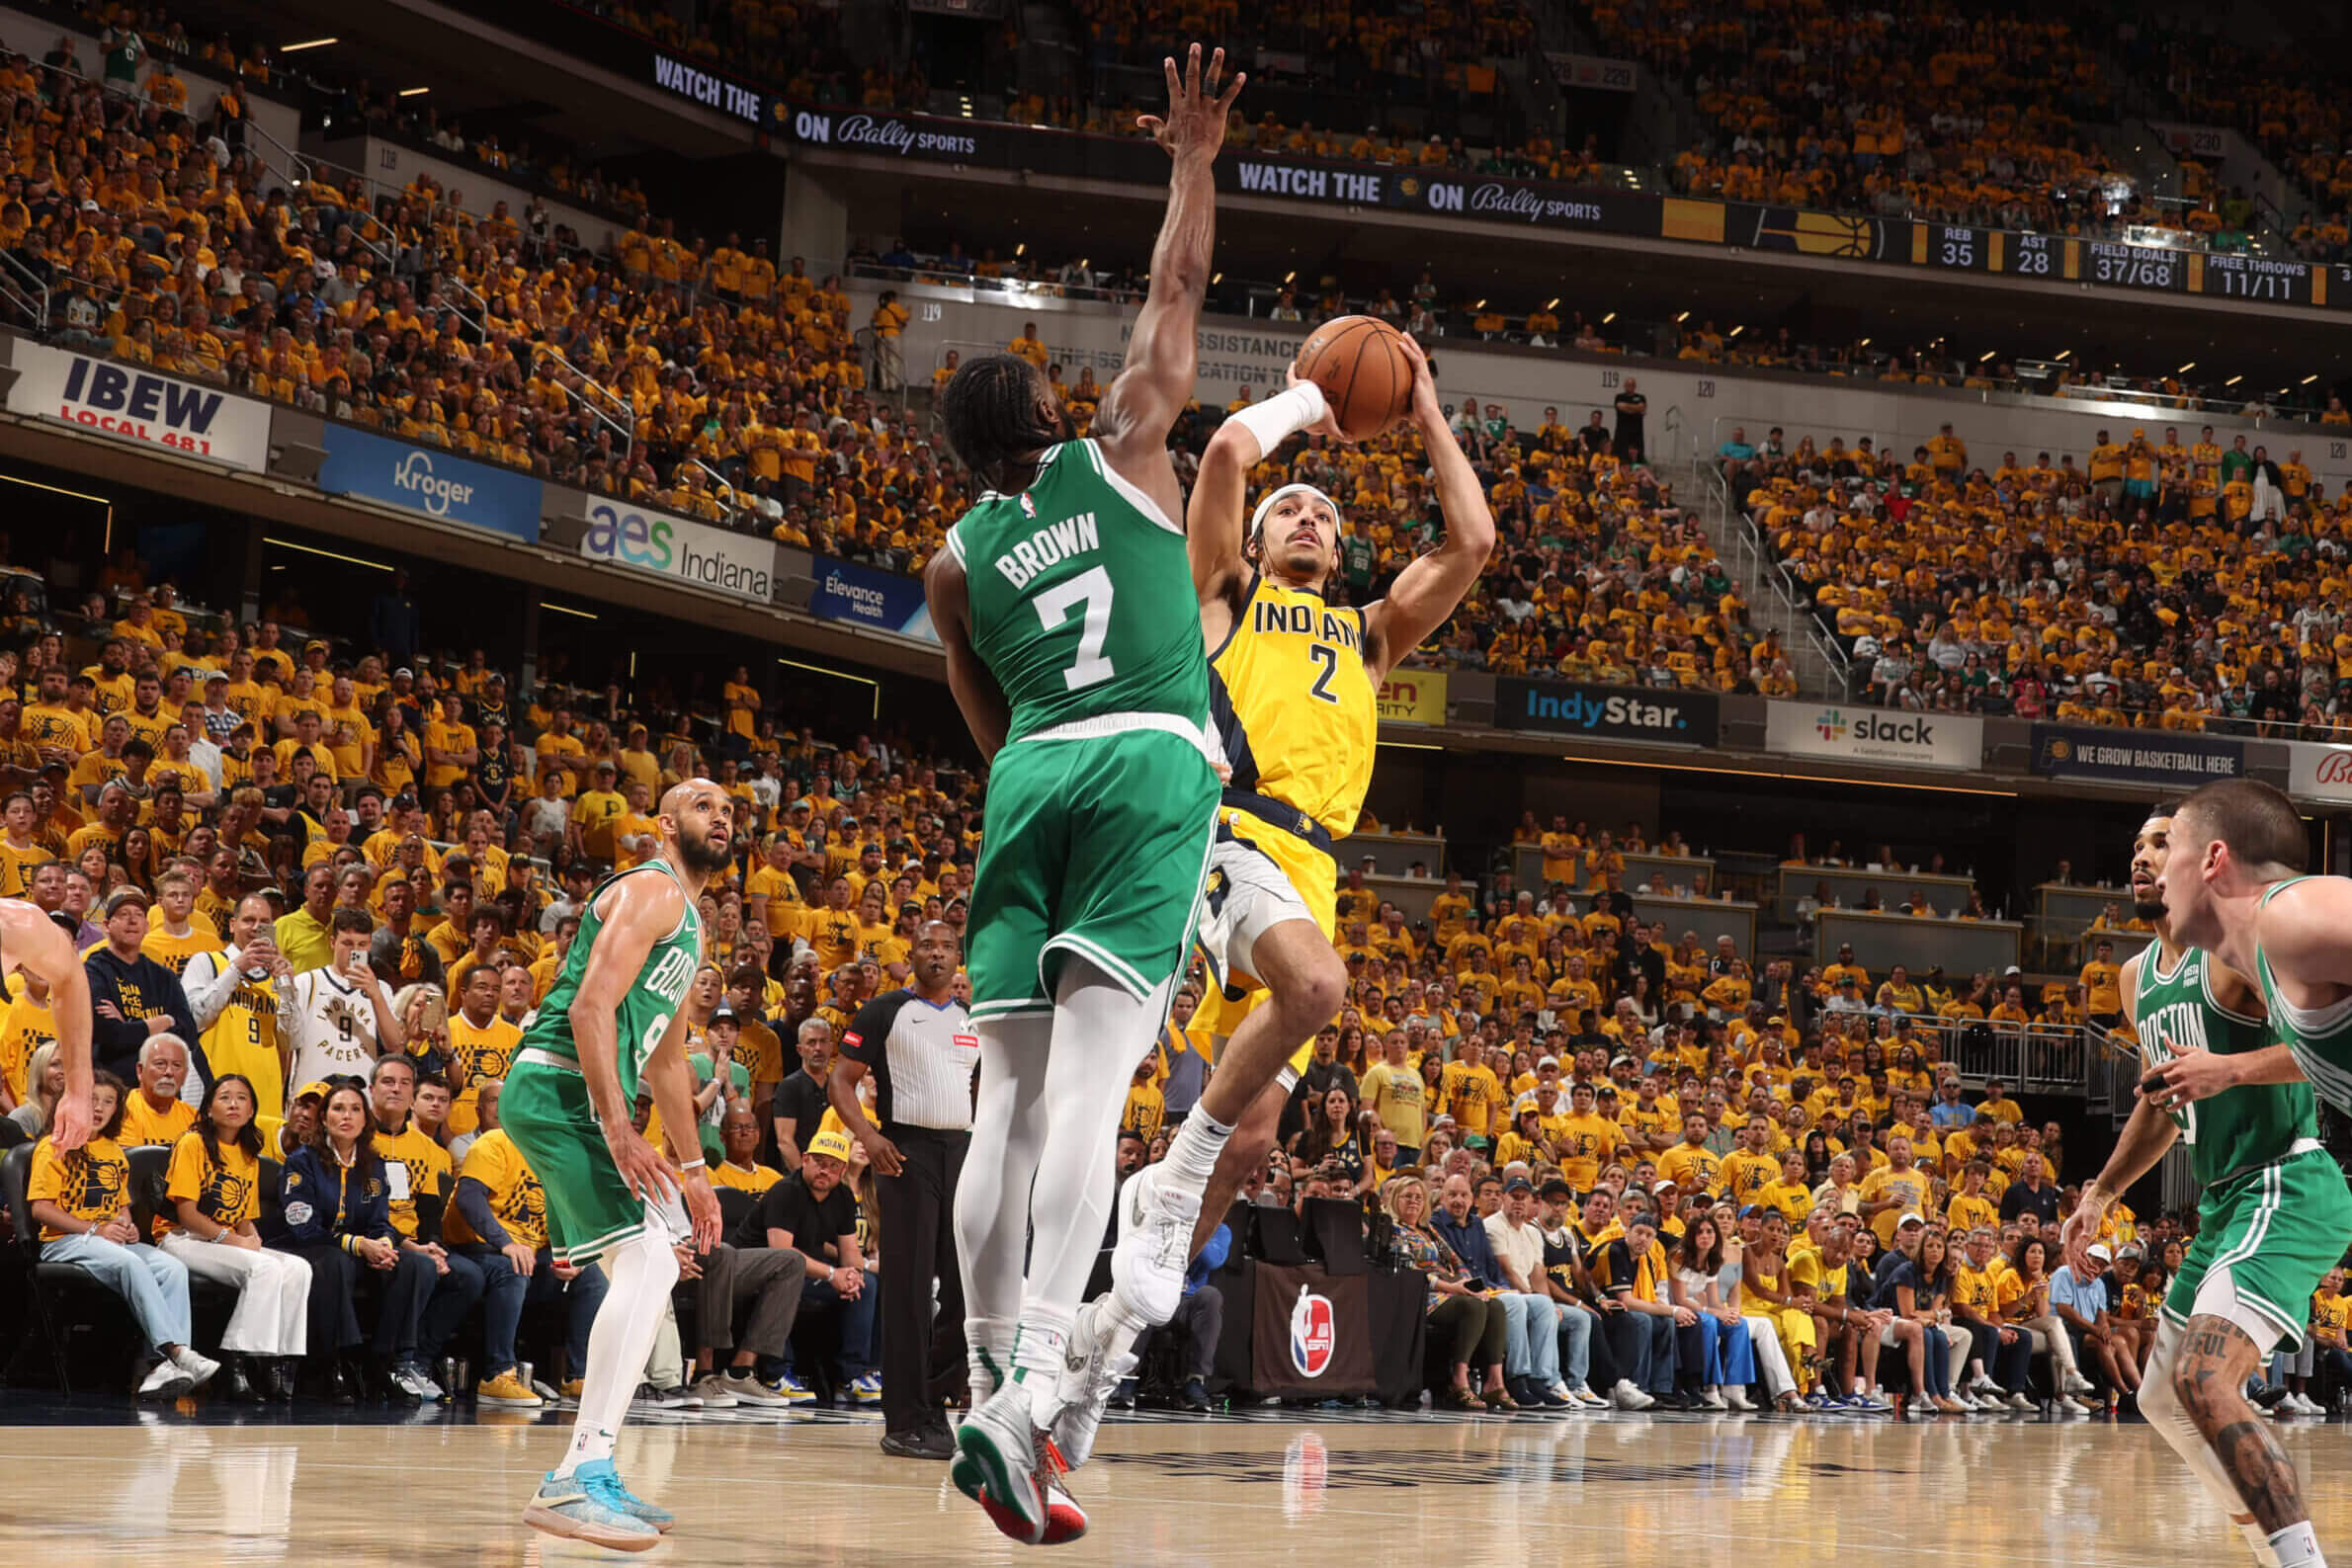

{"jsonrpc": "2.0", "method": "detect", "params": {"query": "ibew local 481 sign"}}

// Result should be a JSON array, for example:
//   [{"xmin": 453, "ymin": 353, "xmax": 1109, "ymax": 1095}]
[{"xmin": 8, "ymin": 342, "xmax": 272, "ymax": 470}]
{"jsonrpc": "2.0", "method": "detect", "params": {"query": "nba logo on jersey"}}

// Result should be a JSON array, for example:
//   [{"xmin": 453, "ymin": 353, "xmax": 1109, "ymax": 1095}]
[
  {"xmin": 1020, "ymin": 491, "xmax": 1037, "ymax": 519},
  {"xmin": 1290, "ymin": 1287, "xmax": 1335, "ymax": 1377}
]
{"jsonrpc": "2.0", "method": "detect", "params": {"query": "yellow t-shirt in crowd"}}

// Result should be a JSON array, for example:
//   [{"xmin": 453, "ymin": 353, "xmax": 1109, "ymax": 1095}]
[{"xmin": 442, "ymin": 1130, "xmax": 548, "ymax": 1252}]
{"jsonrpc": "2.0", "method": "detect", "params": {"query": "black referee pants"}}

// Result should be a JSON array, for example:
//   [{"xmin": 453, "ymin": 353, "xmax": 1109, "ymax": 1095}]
[{"xmin": 879, "ymin": 1125, "xmax": 968, "ymax": 1434}]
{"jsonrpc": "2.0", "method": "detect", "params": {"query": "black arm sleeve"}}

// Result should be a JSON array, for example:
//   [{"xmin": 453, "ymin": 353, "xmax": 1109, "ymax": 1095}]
[{"xmin": 454, "ymin": 1176, "xmax": 511, "ymax": 1248}]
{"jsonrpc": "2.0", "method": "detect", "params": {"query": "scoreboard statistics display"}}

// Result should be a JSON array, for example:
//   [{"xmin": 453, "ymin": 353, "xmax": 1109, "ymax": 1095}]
[
  {"xmin": 2080, "ymin": 241, "xmax": 2185, "ymax": 291},
  {"xmin": 1901, "ymin": 222, "xmax": 2340, "ymax": 304},
  {"xmin": 2197, "ymin": 253, "xmax": 2321, "ymax": 305},
  {"xmin": 2003, "ymin": 232, "xmax": 2058, "ymax": 277}
]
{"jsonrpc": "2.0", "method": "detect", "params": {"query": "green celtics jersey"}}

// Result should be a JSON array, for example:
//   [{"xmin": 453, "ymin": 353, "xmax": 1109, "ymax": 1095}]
[
  {"xmin": 945, "ymin": 440, "xmax": 1209, "ymax": 745},
  {"xmin": 2134, "ymin": 942, "xmax": 2315, "ymax": 1185},
  {"xmin": 2254, "ymin": 876, "xmax": 2352, "ymax": 1115},
  {"xmin": 521, "ymin": 859, "xmax": 703, "ymax": 1102}
]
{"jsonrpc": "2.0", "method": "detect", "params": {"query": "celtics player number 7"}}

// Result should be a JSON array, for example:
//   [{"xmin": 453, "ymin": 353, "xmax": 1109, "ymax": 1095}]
[{"xmin": 1036, "ymin": 565, "xmax": 1115, "ymax": 690}]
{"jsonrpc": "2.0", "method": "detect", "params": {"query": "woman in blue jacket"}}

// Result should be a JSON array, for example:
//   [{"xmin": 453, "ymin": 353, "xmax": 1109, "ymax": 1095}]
[{"xmin": 275, "ymin": 1080, "xmax": 441, "ymax": 1402}]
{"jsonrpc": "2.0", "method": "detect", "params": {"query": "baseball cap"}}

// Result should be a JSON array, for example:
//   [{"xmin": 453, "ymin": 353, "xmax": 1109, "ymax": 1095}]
[
  {"xmin": 103, "ymin": 886, "xmax": 150, "ymax": 917},
  {"xmin": 805, "ymin": 1128, "xmax": 855, "ymax": 1164},
  {"xmin": 1653, "ymin": 1179, "xmax": 1678, "ymax": 1195},
  {"xmin": 1896, "ymin": 1212, "xmax": 1925, "ymax": 1230},
  {"xmin": 709, "ymin": 1005, "xmax": 738, "ymax": 1026},
  {"xmin": 1739, "ymin": 1204, "xmax": 1763, "ymax": 1218},
  {"xmin": 1512, "ymin": 1092, "xmax": 1540, "ymax": 1114},
  {"xmin": 1538, "ymin": 1177, "xmax": 1574, "ymax": 1199},
  {"xmin": 1503, "ymin": 1177, "xmax": 1535, "ymax": 1196},
  {"xmin": 2087, "ymin": 1242, "xmax": 2113, "ymax": 1262},
  {"xmin": 294, "ymin": 1080, "xmax": 332, "ymax": 1103}
]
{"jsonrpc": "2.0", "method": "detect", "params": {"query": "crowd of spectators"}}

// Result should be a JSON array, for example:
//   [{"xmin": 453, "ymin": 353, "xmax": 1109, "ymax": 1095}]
[
  {"xmin": 1724, "ymin": 420, "xmax": 2352, "ymax": 737},
  {"xmin": 5, "ymin": 534, "xmax": 2340, "ymax": 1419},
  {"xmin": 2124, "ymin": 20, "xmax": 2352, "ymax": 266}
]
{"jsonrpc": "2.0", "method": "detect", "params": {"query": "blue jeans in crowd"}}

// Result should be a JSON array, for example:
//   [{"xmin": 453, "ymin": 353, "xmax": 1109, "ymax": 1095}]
[
  {"xmin": 1678, "ymin": 1312, "xmax": 1756, "ymax": 1388},
  {"xmin": 460, "ymin": 1245, "xmax": 610, "ymax": 1379},
  {"xmin": 792, "ymin": 1272, "xmax": 879, "ymax": 1387},
  {"xmin": 1554, "ymin": 1299, "xmax": 1595, "ymax": 1389},
  {"xmin": 44, "ymin": 1233, "xmax": 191, "ymax": 1352},
  {"xmin": 1499, "ymin": 1291, "xmax": 1561, "ymax": 1385}
]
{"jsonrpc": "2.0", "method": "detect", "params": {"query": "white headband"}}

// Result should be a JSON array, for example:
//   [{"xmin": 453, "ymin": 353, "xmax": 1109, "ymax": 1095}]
[{"xmin": 1249, "ymin": 483, "xmax": 1339, "ymax": 542}]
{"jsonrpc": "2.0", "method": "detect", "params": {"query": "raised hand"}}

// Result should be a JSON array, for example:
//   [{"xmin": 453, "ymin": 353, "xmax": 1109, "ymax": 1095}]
[{"xmin": 1135, "ymin": 43, "xmax": 1245, "ymax": 163}]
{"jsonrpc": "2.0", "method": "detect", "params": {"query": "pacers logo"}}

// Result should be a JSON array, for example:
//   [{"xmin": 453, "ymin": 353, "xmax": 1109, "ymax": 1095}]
[{"xmin": 1290, "ymin": 1286, "xmax": 1336, "ymax": 1378}]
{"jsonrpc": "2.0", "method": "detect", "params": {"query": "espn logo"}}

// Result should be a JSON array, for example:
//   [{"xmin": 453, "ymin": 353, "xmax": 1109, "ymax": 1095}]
[{"xmin": 841, "ymin": 1032, "xmax": 862, "ymax": 1049}]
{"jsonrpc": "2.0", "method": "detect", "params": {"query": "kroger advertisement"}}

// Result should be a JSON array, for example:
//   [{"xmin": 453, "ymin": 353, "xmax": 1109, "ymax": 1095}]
[
  {"xmin": 577, "ymin": 500, "xmax": 776, "ymax": 603},
  {"xmin": 315, "ymin": 426, "xmax": 543, "ymax": 542},
  {"xmin": 809, "ymin": 555, "xmax": 936, "ymax": 642},
  {"xmin": 7, "ymin": 342, "xmax": 272, "ymax": 471}
]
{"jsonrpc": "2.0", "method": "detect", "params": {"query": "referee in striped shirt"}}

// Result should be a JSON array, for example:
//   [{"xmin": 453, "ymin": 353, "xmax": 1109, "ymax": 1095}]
[{"xmin": 831, "ymin": 920, "xmax": 979, "ymax": 1457}]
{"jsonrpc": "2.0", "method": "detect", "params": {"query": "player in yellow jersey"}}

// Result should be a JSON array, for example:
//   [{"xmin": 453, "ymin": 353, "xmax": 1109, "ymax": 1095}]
[{"xmin": 1100, "ymin": 333, "xmax": 1493, "ymax": 1405}]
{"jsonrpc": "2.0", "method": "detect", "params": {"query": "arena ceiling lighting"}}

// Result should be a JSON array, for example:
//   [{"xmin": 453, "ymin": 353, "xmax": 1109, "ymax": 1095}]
[
  {"xmin": 779, "ymin": 656, "xmax": 880, "ymax": 720},
  {"xmin": 263, "ymin": 536, "xmax": 389, "ymax": 572},
  {"xmin": 540, "ymin": 602, "xmax": 599, "ymax": 619},
  {"xmin": 397, "ymin": 87, "xmax": 430, "ymax": 97},
  {"xmin": 280, "ymin": 37, "xmax": 337, "ymax": 51}
]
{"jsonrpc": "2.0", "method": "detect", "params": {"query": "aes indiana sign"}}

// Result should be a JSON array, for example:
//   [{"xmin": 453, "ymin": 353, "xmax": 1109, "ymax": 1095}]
[{"xmin": 577, "ymin": 500, "xmax": 775, "ymax": 603}]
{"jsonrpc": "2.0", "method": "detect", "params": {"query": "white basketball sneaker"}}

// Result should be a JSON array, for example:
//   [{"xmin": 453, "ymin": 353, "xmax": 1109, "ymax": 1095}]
[
  {"xmin": 1112, "ymin": 1160, "xmax": 1201, "ymax": 1327},
  {"xmin": 1052, "ymin": 1294, "xmax": 1142, "ymax": 1470}
]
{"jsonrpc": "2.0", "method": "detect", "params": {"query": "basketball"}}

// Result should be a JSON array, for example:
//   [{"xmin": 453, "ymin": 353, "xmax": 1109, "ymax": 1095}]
[{"xmin": 1293, "ymin": 314, "xmax": 1415, "ymax": 441}]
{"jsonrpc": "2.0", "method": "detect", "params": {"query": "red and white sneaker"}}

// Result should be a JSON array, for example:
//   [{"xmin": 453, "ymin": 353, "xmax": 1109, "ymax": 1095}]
[{"xmin": 974, "ymin": 1432, "xmax": 1086, "ymax": 1546}]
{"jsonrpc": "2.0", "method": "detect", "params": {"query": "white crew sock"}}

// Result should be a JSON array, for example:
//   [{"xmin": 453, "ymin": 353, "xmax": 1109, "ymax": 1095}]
[
  {"xmin": 1162, "ymin": 1103, "xmax": 1233, "ymax": 1190},
  {"xmin": 966, "ymin": 1315, "xmax": 1015, "ymax": 1409},
  {"xmin": 2268, "ymin": 1522, "xmax": 2325, "ymax": 1568}
]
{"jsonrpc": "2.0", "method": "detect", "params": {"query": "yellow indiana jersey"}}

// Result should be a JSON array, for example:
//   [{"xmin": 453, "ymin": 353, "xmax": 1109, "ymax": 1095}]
[{"xmin": 1211, "ymin": 572, "xmax": 1377, "ymax": 840}]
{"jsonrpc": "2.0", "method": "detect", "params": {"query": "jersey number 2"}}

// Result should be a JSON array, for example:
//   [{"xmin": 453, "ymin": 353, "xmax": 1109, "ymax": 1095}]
[
  {"xmin": 1036, "ymin": 565, "xmax": 1115, "ymax": 691},
  {"xmin": 1306, "ymin": 643, "xmax": 1341, "ymax": 704}
]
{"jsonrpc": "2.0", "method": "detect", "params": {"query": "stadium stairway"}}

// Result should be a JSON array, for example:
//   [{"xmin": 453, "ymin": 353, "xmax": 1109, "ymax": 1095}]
[{"xmin": 1697, "ymin": 454, "xmax": 1843, "ymax": 701}]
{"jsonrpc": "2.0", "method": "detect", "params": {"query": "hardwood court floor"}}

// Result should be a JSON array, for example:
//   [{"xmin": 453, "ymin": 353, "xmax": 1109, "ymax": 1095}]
[{"xmin": 8, "ymin": 1398, "xmax": 2352, "ymax": 1567}]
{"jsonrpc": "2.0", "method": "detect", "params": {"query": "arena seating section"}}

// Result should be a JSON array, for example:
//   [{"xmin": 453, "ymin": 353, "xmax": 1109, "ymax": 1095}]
[
  {"xmin": 1730, "ymin": 427, "xmax": 2352, "ymax": 736},
  {"xmin": 0, "ymin": 0, "xmax": 2344, "ymax": 1414}
]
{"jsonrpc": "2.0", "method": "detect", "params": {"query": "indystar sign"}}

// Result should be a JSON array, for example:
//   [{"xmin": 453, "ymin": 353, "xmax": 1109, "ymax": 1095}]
[{"xmin": 1765, "ymin": 702, "xmax": 1983, "ymax": 771}]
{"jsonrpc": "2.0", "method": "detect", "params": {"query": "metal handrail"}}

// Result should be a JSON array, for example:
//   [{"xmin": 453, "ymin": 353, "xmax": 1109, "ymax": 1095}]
[{"xmin": 0, "ymin": 248, "xmax": 51, "ymax": 332}]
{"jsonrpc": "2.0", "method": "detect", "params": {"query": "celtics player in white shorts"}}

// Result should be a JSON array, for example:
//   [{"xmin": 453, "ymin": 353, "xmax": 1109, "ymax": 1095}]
[
  {"xmin": 2066, "ymin": 806, "xmax": 2352, "ymax": 1568},
  {"xmin": 925, "ymin": 44, "xmax": 1242, "ymax": 1547}
]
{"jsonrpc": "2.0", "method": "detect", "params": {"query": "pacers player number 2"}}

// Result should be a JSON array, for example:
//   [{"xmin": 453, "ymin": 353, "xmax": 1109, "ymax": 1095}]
[
  {"xmin": 1306, "ymin": 643, "xmax": 1340, "ymax": 703},
  {"xmin": 1037, "ymin": 564, "xmax": 1115, "ymax": 690}
]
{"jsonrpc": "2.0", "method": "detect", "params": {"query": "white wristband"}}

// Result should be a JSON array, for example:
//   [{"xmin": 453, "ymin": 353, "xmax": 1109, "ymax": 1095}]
[
  {"xmin": 1225, "ymin": 381, "xmax": 1328, "ymax": 460},
  {"xmin": 678, "ymin": 1158, "xmax": 706, "ymax": 1173}
]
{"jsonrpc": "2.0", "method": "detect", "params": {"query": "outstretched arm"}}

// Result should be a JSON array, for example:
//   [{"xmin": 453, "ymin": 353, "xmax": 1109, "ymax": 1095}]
[
  {"xmin": 1188, "ymin": 368, "xmax": 1340, "ymax": 632},
  {"xmin": 1091, "ymin": 44, "xmax": 1245, "ymax": 515},
  {"xmin": 1362, "ymin": 335, "xmax": 1494, "ymax": 684}
]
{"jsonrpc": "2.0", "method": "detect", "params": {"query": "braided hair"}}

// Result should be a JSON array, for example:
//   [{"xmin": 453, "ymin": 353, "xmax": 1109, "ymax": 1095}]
[{"xmin": 941, "ymin": 354, "xmax": 1069, "ymax": 497}]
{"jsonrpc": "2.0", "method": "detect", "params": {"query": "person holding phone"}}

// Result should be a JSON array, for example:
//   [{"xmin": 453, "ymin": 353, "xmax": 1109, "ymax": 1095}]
[{"xmin": 284, "ymin": 908, "xmax": 408, "ymax": 1095}]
